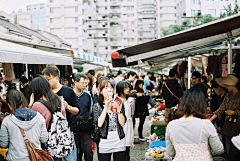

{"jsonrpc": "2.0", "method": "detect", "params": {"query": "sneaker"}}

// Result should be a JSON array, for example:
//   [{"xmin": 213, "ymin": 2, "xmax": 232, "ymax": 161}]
[{"xmin": 139, "ymin": 137, "xmax": 146, "ymax": 141}]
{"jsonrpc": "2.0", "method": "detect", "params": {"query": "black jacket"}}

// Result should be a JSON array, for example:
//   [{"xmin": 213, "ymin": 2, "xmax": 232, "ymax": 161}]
[
  {"xmin": 162, "ymin": 79, "xmax": 183, "ymax": 108},
  {"xmin": 93, "ymin": 103, "xmax": 126, "ymax": 140},
  {"xmin": 135, "ymin": 92, "xmax": 149, "ymax": 117}
]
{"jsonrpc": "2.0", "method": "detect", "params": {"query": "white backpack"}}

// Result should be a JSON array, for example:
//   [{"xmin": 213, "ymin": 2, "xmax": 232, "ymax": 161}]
[{"xmin": 37, "ymin": 100, "xmax": 74, "ymax": 158}]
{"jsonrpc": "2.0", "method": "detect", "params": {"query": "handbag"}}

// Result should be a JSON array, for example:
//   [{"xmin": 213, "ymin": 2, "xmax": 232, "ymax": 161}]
[
  {"xmin": 76, "ymin": 115, "xmax": 94, "ymax": 130},
  {"xmin": 19, "ymin": 127, "xmax": 54, "ymax": 161},
  {"xmin": 221, "ymin": 114, "xmax": 240, "ymax": 137}
]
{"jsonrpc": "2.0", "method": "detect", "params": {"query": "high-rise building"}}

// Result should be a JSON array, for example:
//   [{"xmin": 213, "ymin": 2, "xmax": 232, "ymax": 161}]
[
  {"xmin": 86, "ymin": 0, "xmax": 139, "ymax": 58},
  {"xmin": 138, "ymin": 0, "xmax": 158, "ymax": 43},
  {"xmin": 27, "ymin": 3, "xmax": 47, "ymax": 30},
  {"xmin": 176, "ymin": 0, "xmax": 240, "ymax": 24},
  {"xmin": 46, "ymin": 0, "xmax": 84, "ymax": 53},
  {"xmin": 157, "ymin": 0, "xmax": 177, "ymax": 37}
]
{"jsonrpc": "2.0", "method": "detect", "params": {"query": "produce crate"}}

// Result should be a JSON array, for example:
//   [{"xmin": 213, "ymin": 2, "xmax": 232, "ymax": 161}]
[
  {"xmin": 149, "ymin": 141, "xmax": 166, "ymax": 148},
  {"xmin": 151, "ymin": 124, "xmax": 166, "ymax": 140}
]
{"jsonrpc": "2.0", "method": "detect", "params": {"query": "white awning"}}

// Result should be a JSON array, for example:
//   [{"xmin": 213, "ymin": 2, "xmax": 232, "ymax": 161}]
[{"xmin": 0, "ymin": 39, "xmax": 73, "ymax": 65}]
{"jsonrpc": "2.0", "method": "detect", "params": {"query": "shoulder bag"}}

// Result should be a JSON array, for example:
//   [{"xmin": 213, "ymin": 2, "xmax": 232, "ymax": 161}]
[
  {"xmin": 221, "ymin": 113, "xmax": 240, "ymax": 137},
  {"xmin": 164, "ymin": 83, "xmax": 183, "ymax": 121},
  {"xmin": 19, "ymin": 127, "xmax": 54, "ymax": 161}
]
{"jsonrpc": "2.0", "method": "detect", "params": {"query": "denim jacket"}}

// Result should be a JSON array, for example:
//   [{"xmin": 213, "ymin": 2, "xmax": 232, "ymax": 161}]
[{"xmin": 93, "ymin": 103, "xmax": 126, "ymax": 140}]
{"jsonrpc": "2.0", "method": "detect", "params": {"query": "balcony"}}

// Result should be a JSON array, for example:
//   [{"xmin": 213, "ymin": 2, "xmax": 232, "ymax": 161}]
[{"xmin": 109, "ymin": 9, "xmax": 121, "ymax": 13}]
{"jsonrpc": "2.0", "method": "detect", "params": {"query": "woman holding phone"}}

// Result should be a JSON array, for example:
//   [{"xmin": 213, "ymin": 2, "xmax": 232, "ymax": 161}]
[
  {"xmin": 93, "ymin": 80, "xmax": 126, "ymax": 161},
  {"xmin": 116, "ymin": 81, "xmax": 135, "ymax": 161}
]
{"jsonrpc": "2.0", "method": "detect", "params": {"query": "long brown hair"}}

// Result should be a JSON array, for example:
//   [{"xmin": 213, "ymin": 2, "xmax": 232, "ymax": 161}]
[
  {"xmin": 98, "ymin": 80, "xmax": 114, "ymax": 107},
  {"xmin": 6, "ymin": 90, "xmax": 28, "ymax": 114}
]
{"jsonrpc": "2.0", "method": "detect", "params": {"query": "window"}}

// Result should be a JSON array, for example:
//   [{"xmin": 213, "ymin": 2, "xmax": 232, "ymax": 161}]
[
  {"xmin": 50, "ymin": 28, "xmax": 54, "ymax": 33},
  {"xmin": 191, "ymin": 9, "xmax": 195, "ymax": 16},
  {"xmin": 75, "ymin": 7, "xmax": 78, "ymax": 12},
  {"xmin": 50, "ymin": 18, "xmax": 53, "ymax": 23},
  {"xmin": 208, "ymin": 9, "xmax": 216, "ymax": 17},
  {"xmin": 75, "ymin": 27, "xmax": 78, "ymax": 32},
  {"xmin": 50, "ymin": 0, "xmax": 53, "ymax": 2},
  {"xmin": 50, "ymin": 8, "xmax": 53, "ymax": 13},
  {"xmin": 191, "ymin": 0, "xmax": 195, "ymax": 4},
  {"xmin": 75, "ymin": 17, "xmax": 78, "ymax": 23}
]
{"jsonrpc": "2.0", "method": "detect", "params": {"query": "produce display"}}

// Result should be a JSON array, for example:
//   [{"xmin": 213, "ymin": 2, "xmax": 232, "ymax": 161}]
[{"xmin": 144, "ymin": 133, "xmax": 172, "ymax": 161}]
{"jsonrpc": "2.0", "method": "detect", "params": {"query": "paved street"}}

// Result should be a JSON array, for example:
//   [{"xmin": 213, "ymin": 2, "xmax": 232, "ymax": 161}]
[{"xmin": 93, "ymin": 117, "xmax": 151, "ymax": 161}]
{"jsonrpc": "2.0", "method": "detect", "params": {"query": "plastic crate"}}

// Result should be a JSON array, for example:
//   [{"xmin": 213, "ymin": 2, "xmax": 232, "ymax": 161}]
[
  {"xmin": 151, "ymin": 124, "xmax": 166, "ymax": 140},
  {"xmin": 149, "ymin": 141, "xmax": 166, "ymax": 148}
]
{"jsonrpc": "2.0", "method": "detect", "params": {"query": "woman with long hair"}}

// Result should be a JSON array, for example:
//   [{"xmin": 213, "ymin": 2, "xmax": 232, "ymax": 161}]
[
  {"xmin": 166, "ymin": 88, "xmax": 224, "ymax": 160},
  {"xmin": 30, "ymin": 76, "xmax": 65, "ymax": 129},
  {"xmin": 116, "ymin": 81, "xmax": 134, "ymax": 161},
  {"xmin": 93, "ymin": 79, "xmax": 126, "ymax": 161},
  {"xmin": 134, "ymin": 79, "xmax": 149, "ymax": 141},
  {"xmin": 0, "ymin": 90, "xmax": 48, "ymax": 160}
]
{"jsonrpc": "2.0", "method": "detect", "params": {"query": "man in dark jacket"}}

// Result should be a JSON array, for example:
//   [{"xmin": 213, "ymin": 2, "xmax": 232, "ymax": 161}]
[
  {"xmin": 162, "ymin": 69, "xmax": 183, "ymax": 124},
  {"xmin": 191, "ymin": 71, "xmax": 207, "ymax": 97},
  {"xmin": 19, "ymin": 76, "xmax": 32, "ymax": 104}
]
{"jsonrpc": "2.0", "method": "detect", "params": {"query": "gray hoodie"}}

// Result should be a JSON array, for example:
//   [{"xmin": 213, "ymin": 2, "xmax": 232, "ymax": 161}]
[{"xmin": 0, "ymin": 112, "xmax": 48, "ymax": 161}]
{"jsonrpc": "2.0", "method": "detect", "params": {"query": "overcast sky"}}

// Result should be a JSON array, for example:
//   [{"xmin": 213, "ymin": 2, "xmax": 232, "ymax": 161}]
[{"xmin": 0, "ymin": 0, "xmax": 46, "ymax": 14}]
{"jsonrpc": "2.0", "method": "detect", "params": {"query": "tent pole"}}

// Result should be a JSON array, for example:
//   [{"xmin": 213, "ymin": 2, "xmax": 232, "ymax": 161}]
[
  {"xmin": 188, "ymin": 56, "xmax": 191, "ymax": 89},
  {"xmin": 25, "ymin": 64, "xmax": 28, "ymax": 79},
  {"xmin": 228, "ymin": 40, "xmax": 232, "ymax": 74}
]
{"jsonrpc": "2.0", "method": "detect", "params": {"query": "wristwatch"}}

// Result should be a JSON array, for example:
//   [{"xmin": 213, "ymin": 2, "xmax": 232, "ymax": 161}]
[{"xmin": 117, "ymin": 110, "xmax": 123, "ymax": 114}]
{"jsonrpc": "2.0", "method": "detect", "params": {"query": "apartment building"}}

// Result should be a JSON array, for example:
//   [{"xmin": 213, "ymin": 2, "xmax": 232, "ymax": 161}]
[
  {"xmin": 157, "ymin": 0, "xmax": 177, "ymax": 37},
  {"xmin": 26, "ymin": 3, "xmax": 47, "ymax": 30},
  {"xmin": 176, "ymin": 0, "xmax": 240, "ymax": 24},
  {"xmin": 10, "ymin": 10, "xmax": 33, "ymax": 29},
  {"xmin": 46, "ymin": 0, "xmax": 84, "ymax": 53},
  {"xmin": 138, "ymin": 0, "xmax": 158, "ymax": 43}
]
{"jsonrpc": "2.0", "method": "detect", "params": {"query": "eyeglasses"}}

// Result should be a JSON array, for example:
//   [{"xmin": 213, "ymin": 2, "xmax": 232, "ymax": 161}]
[
  {"xmin": 191, "ymin": 77, "xmax": 197, "ymax": 79},
  {"xmin": 78, "ymin": 82, "xmax": 88, "ymax": 85},
  {"xmin": 45, "ymin": 76, "xmax": 55, "ymax": 81}
]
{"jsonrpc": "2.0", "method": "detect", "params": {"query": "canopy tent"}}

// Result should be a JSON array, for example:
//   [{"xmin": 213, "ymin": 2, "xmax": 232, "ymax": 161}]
[
  {"xmin": 0, "ymin": 39, "xmax": 73, "ymax": 65},
  {"xmin": 73, "ymin": 51, "xmax": 108, "ymax": 67},
  {"xmin": 112, "ymin": 14, "xmax": 240, "ymax": 68}
]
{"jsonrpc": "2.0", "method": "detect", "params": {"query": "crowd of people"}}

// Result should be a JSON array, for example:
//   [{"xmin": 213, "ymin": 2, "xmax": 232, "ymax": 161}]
[{"xmin": 0, "ymin": 65, "xmax": 239, "ymax": 161}]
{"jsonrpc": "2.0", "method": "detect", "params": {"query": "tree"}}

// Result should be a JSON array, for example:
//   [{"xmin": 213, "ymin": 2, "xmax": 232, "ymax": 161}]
[
  {"xmin": 193, "ymin": 14, "xmax": 218, "ymax": 26},
  {"xmin": 161, "ymin": 19, "xmax": 191, "ymax": 36},
  {"xmin": 161, "ymin": 2, "xmax": 240, "ymax": 37},
  {"xmin": 220, "ymin": 2, "xmax": 240, "ymax": 18}
]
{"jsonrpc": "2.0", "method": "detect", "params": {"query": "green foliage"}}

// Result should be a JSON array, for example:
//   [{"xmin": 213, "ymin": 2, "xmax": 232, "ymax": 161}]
[
  {"xmin": 161, "ymin": 2, "xmax": 239, "ymax": 37},
  {"xmin": 193, "ymin": 14, "xmax": 218, "ymax": 26},
  {"xmin": 220, "ymin": 3, "xmax": 239, "ymax": 18},
  {"xmin": 161, "ymin": 19, "xmax": 191, "ymax": 36}
]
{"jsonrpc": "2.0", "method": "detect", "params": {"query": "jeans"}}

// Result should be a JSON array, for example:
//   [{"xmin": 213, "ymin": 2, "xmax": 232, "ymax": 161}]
[
  {"xmin": 138, "ymin": 115, "xmax": 146, "ymax": 138},
  {"xmin": 64, "ymin": 132, "xmax": 77, "ymax": 161},
  {"xmin": 74, "ymin": 130, "xmax": 93, "ymax": 161},
  {"xmin": 226, "ymin": 136, "xmax": 231, "ymax": 155},
  {"xmin": 149, "ymin": 94, "xmax": 155, "ymax": 107},
  {"xmin": 98, "ymin": 151, "xmax": 125, "ymax": 161}
]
